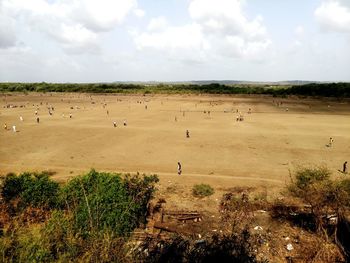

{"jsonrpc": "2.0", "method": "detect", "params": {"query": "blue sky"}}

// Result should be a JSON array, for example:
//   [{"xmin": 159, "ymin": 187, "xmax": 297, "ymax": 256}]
[{"xmin": 0, "ymin": 0, "xmax": 349, "ymax": 82}]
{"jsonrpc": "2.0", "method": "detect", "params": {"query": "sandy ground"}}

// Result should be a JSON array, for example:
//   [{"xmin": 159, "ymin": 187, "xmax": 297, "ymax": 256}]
[{"xmin": 1, "ymin": 93, "xmax": 350, "ymax": 198}]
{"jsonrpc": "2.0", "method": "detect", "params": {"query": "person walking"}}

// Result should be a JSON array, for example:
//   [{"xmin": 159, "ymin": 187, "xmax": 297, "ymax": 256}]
[
  {"xmin": 343, "ymin": 161, "xmax": 348, "ymax": 174},
  {"xmin": 177, "ymin": 162, "xmax": 182, "ymax": 175}
]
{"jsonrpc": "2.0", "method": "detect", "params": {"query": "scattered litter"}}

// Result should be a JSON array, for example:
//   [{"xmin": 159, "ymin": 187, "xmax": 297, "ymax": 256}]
[
  {"xmin": 286, "ymin": 243, "xmax": 294, "ymax": 251},
  {"xmin": 285, "ymin": 237, "xmax": 290, "ymax": 241},
  {"xmin": 254, "ymin": 226, "xmax": 263, "ymax": 231},
  {"xmin": 257, "ymin": 210, "xmax": 267, "ymax": 213}
]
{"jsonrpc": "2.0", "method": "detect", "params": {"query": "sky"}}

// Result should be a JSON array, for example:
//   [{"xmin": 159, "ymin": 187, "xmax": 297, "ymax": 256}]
[{"xmin": 0, "ymin": 0, "xmax": 350, "ymax": 82}]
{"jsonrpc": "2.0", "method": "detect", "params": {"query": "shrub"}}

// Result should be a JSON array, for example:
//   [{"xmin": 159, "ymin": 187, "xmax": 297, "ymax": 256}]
[
  {"xmin": 60, "ymin": 169, "xmax": 158, "ymax": 237},
  {"xmin": 292, "ymin": 167, "xmax": 330, "ymax": 190},
  {"xmin": 1, "ymin": 172, "xmax": 60, "ymax": 209},
  {"xmin": 192, "ymin": 184, "xmax": 214, "ymax": 197},
  {"xmin": 287, "ymin": 167, "xmax": 350, "ymax": 239}
]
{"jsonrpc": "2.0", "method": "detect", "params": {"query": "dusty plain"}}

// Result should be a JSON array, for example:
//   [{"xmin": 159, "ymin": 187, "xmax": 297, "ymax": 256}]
[{"xmin": 1, "ymin": 92, "xmax": 350, "ymax": 204}]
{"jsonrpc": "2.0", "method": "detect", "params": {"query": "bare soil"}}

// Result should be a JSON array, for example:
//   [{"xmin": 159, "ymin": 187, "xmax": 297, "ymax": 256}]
[{"xmin": 1, "ymin": 93, "xmax": 350, "ymax": 210}]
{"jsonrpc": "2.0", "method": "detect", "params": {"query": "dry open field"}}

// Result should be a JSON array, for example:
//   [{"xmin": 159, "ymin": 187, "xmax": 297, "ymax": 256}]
[{"xmin": 1, "ymin": 93, "xmax": 350, "ymax": 198}]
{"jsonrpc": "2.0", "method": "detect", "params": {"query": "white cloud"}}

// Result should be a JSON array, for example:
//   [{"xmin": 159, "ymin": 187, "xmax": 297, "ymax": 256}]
[
  {"xmin": 133, "ymin": 0, "xmax": 271, "ymax": 62},
  {"xmin": 189, "ymin": 0, "xmax": 266, "ymax": 40},
  {"xmin": 135, "ymin": 23, "xmax": 210, "ymax": 62},
  {"xmin": 0, "ymin": 12, "xmax": 16, "ymax": 48},
  {"xmin": 147, "ymin": 16, "xmax": 168, "ymax": 31},
  {"xmin": 133, "ymin": 8, "xmax": 145, "ymax": 18},
  {"xmin": 315, "ymin": 0, "xmax": 350, "ymax": 33},
  {"xmin": 1, "ymin": 0, "xmax": 142, "ymax": 53},
  {"xmin": 76, "ymin": 0, "xmax": 138, "ymax": 32}
]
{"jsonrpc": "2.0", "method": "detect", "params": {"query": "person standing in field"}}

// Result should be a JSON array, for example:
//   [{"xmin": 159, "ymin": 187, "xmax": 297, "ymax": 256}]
[
  {"xmin": 20, "ymin": 116, "xmax": 23, "ymax": 121},
  {"xmin": 4, "ymin": 123, "xmax": 7, "ymax": 130},
  {"xmin": 343, "ymin": 161, "xmax": 348, "ymax": 174},
  {"xmin": 177, "ymin": 162, "xmax": 182, "ymax": 175},
  {"xmin": 37, "ymin": 117, "xmax": 40, "ymax": 123},
  {"xmin": 113, "ymin": 121, "xmax": 117, "ymax": 127},
  {"xmin": 329, "ymin": 137, "xmax": 334, "ymax": 147},
  {"xmin": 186, "ymin": 130, "xmax": 190, "ymax": 138},
  {"xmin": 12, "ymin": 126, "xmax": 16, "ymax": 132}
]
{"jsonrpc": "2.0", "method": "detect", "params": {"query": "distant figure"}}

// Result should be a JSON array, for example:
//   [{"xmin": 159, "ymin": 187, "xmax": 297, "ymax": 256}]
[
  {"xmin": 236, "ymin": 115, "xmax": 239, "ymax": 122},
  {"xmin": 69, "ymin": 114, "xmax": 72, "ymax": 119},
  {"xmin": 107, "ymin": 110, "xmax": 109, "ymax": 115},
  {"xmin": 37, "ymin": 117, "xmax": 40, "ymax": 123},
  {"xmin": 177, "ymin": 162, "xmax": 182, "ymax": 175},
  {"xmin": 12, "ymin": 125, "xmax": 16, "ymax": 133},
  {"xmin": 343, "ymin": 161, "xmax": 348, "ymax": 174},
  {"xmin": 4, "ymin": 123, "xmax": 7, "ymax": 130},
  {"xmin": 145, "ymin": 105, "xmax": 147, "ymax": 110},
  {"xmin": 329, "ymin": 137, "xmax": 334, "ymax": 147},
  {"xmin": 35, "ymin": 110, "xmax": 38, "ymax": 115},
  {"xmin": 123, "ymin": 120, "xmax": 127, "ymax": 126},
  {"xmin": 20, "ymin": 116, "xmax": 23, "ymax": 121},
  {"xmin": 113, "ymin": 121, "xmax": 117, "ymax": 127},
  {"xmin": 186, "ymin": 130, "xmax": 190, "ymax": 138}
]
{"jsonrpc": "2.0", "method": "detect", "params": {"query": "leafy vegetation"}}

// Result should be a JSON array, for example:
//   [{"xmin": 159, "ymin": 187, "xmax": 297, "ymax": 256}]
[
  {"xmin": 286, "ymin": 167, "xmax": 350, "ymax": 240},
  {"xmin": 2, "ymin": 171, "xmax": 60, "ymax": 209},
  {"xmin": 61, "ymin": 169, "xmax": 158, "ymax": 236},
  {"xmin": 1, "ymin": 167, "xmax": 349, "ymax": 262},
  {"xmin": 1, "ymin": 82, "xmax": 350, "ymax": 97},
  {"xmin": 0, "ymin": 169, "xmax": 158, "ymax": 262},
  {"xmin": 192, "ymin": 183, "xmax": 215, "ymax": 197}
]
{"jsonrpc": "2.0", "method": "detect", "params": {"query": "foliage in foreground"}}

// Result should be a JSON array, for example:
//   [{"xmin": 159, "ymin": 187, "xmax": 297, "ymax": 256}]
[
  {"xmin": 1, "ymin": 171, "xmax": 60, "ymax": 210},
  {"xmin": 0, "ymin": 169, "xmax": 158, "ymax": 262},
  {"xmin": 61, "ymin": 169, "xmax": 159, "ymax": 236},
  {"xmin": 286, "ymin": 167, "xmax": 350, "ymax": 244}
]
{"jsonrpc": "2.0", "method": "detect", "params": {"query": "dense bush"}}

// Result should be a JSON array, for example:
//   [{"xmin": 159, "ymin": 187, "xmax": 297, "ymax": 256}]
[
  {"xmin": 1, "ymin": 82, "xmax": 350, "ymax": 97},
  {"xmin": 291, "ymin": 167, "xmax": 331, "ymax": 190},
  {"xmin": 192, "ymin": 184, "xmax": 215, "ymax": 197},
  {"xmin": 1, "ymin": 172, "xmax": 60, "ymax": 209},
  {"xmin": 60, "ymin": 169, "xmax": 158, "ymax": 236}
]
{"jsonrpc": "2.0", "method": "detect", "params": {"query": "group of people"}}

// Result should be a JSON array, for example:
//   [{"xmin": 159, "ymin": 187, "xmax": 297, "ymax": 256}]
[{"xmin": 113, "ymin": 120, "xmax": 127, "ymax": 127}]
